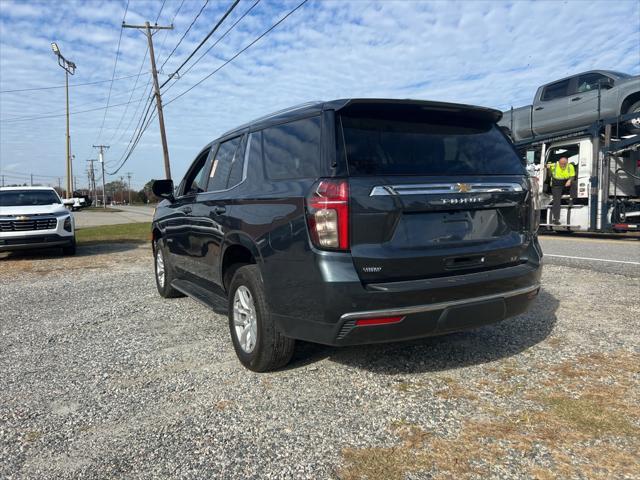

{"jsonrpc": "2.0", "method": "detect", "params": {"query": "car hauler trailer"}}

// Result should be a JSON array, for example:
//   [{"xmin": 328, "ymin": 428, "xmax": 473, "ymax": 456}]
[{"xmin": 513, "ymin": 111, "xmax": 640, "ymax": 233}]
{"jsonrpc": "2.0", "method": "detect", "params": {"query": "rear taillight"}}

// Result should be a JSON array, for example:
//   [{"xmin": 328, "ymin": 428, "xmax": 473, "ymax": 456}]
[{"xmin": 306, "ymin": 179, "xmax": 349, "ymax": 250}]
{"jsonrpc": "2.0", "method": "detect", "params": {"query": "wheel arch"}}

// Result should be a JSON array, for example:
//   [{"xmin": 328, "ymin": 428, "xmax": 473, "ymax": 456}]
[
  {"xmin": 151, "ymin": 225, "xmax": 162, "ymax": 253},
  {"xmin": 221, "ymin": 233, "xmax": 262, "ymax": 293},
  {"xmin": 621, "ymin": 92, "xmax": 640, "ymax": 114}
]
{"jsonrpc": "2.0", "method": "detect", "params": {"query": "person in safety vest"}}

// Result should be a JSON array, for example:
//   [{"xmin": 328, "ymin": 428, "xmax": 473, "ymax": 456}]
[{"xmin": 547, "ymin": 156, "xmax": 576, "ymax": 225}]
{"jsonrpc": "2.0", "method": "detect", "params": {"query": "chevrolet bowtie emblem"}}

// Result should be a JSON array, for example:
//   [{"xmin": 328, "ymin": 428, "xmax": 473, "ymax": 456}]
[
  {"xmin": 456, "ymin": 183, "xmax": 472, "ymax": 193},
  {"xmin": 16, "ymin": 215, "xmax": 29, "ymax": 221}
]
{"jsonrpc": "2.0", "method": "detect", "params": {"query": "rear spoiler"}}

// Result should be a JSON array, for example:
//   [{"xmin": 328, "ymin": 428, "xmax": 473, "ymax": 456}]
[{"xmin": 331, "ymin": 98, "xmax": 503, "ymax": 123}]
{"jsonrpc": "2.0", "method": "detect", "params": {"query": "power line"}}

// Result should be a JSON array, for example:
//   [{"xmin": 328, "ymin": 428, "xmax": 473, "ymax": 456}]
[
  {"xmin": 159, "ymin": 0, "xmax": 210, "ymax": 71},
  {"xmin": 155, "ymin": 0, "xmax": 167, "ymax": 23},
  {"xmin": 0, "ymin": 96, "xmax": 147, "ymax": 123},
  {"xmin": 109, "ymin": 0, "xmax": 245, "ymax": 173},
  {"xmin": 108, "ymin": 105, "xmax": 157, "ymax": 175},
  {"xmin": 107, "ymin": 48, "xmax": 150, "ymax": 143},
  {"xmin": 165, "ymin": 0, "xmax": 308, "ymax": 107},
  {"xmin": 0, "ymin": 73, "xmax": 150, "ymax": 94},
  {"xmin": 1, "ymin": 82, "xmax": 149, "ymax": 121},
  {"xmin": 109, "ymin": 95, "xmax": 156, "ymax": 169},
  {"xmin": 162, "ymin": 0, "xmax": 261, "ymax": 94},
  {"xmin": 0, "ymin": 171, "xmax": 61, "ymax": 179},
  {"xmin": 156, "ymin": 0, "xmax": 187, "ymax": 64},
  {"xmin": 110, "ymin": 0, "xmax": 176, "ymax": 146},
  {"xmin": 113, "ymin": 80, "xmax": 153, "ymax": 145},
  {"xmin": 159, "ymin": 0, "xmax": 241, "ymax": 89},
  {"xmin": 95, "ymin": 0, "xmax": 130, "ymax": 143}
]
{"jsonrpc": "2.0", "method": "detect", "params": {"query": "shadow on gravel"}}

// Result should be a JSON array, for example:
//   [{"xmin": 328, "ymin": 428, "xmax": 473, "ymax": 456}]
[
  {"xmin": 288, "ymin": 290, "xmax": 559, "ymax": 374},
  {"xmin": 0, "ymin": 241, "xmax": 147, "ymax": 261}
]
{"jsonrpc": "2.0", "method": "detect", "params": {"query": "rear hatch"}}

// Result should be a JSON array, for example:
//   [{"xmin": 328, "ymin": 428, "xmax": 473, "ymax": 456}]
[{"xmin": 337, "ymin": 100, "xmax": 530, "ymax": 283}]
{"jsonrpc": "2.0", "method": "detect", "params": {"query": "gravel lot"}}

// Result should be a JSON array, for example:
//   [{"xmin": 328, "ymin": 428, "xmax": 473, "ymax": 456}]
[{"xmin": 1, "ymin": 243, "xmax": 638, "ymax": 479}]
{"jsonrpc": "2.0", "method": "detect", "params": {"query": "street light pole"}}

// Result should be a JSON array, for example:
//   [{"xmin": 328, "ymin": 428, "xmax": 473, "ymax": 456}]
[{"xmin": 51, "ymin": 42, "xmax": 76, "ymax": 199}]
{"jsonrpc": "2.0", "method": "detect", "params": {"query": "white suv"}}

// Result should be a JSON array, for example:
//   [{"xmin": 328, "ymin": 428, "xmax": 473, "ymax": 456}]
[{"xmin": 0, "ymin": 186, "xmax": 76, "ymax": 255}]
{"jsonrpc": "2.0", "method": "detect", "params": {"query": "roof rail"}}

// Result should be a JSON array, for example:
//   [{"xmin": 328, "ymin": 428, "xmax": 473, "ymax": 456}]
[{"xmin": 222, "ymin": 101, "xmax": 324, "ymax": 137}]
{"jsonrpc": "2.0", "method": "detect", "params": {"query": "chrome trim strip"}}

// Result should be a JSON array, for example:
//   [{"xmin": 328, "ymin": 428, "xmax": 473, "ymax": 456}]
[
  {"xmin": 370, "ymin": 183, "xmax": 523, "ymax": 196},
  {"xmin": 340, "ymin": 284, "xmax": 540, "ymax": 321}
]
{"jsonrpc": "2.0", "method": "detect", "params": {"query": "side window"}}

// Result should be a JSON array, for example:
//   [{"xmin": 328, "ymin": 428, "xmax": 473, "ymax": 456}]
[
  {"xmin": 262, "ymin": 116, "xmax": 322, "ymax": 180},
  {"xmin": 541, "ymin": 79, "xmax": 570, "ymax": 101},
  {"xmin": 181, "ymin": 148, "xmax": 211, "ymax": 196},
  {"xmin": 226, "ymin": 134, "xmax": 248, "ymax": 189},
  {"xmin": 575, "ymin": 73, "xmax": 609, "ymax": 93},
  {"xmin": 208, "ymin": 136, "xmax": 242, "ymax": 191}
]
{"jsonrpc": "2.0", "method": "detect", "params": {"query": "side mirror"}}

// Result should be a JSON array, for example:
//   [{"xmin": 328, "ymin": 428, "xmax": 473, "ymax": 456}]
[
  {"xmin": 597, "ymin": 77, "xmax": 614, "ymax": 89},
  {"xmin": 152, "ymin": 179, "xmax": 175, "ymax": 201}
]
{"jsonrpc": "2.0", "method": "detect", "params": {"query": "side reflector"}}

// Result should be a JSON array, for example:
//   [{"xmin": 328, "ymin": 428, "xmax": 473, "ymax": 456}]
[{"xmin": 355, "ymin": 316, "xmax": 404, "ymax": 326}]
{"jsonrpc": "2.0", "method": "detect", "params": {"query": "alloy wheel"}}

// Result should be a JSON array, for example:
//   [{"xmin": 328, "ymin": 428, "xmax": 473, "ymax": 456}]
[
  {"xmin": 233, "ymin": 285, "xmax": 258, "ymax": 353},
  {"xmin": 156, "ymin": 248, "xmax": 166, "ymax": 288}
]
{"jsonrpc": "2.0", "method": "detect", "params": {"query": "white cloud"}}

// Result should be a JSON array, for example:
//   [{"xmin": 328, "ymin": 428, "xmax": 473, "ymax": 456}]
[{"xmin": 1, "ymin": 0, "xmax": 639, "ymax": 185}]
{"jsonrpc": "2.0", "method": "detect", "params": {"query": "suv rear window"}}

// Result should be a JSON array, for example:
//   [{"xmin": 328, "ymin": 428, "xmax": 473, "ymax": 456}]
[
  {"xmin": 340, "ymin": 114, "xmax": 524, "ymax": 176},
  {"xmin": 0, "ymin": 190, "xmax": 61, "ymax": 206}
]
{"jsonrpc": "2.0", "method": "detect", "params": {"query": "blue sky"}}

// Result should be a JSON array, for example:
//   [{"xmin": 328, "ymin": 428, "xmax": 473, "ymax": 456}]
[{"xmin": 1, "ymin": 0, "xmax": 639, "ymax": 190}]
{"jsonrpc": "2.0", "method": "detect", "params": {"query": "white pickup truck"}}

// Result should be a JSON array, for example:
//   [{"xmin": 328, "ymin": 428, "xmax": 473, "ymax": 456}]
[
  {"xmin": 500, "ymin": 70, "xmax": 640, "ymax": 142},
  {"xmin": 0, "ymin": 186, "xmax": 76, "ymax": 255}
]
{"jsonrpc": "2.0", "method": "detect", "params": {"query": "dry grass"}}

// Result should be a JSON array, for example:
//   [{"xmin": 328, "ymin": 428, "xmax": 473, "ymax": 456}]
[
  {"xmin": 339, "ymin": 350, "xmax": 640, "ymax": 480},
  {"xmin": 0, "ymin": 242, "xmax": 150, "ymax": 277},
  {"xmin": 214, "ymin": 400, "xmax": 233, "ymax": 411}
]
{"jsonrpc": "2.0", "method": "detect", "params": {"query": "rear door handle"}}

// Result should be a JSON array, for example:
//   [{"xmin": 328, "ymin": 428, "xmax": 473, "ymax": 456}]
[
  {"xmin": 181, "ymin": 206, "xmax": 192, "ymax": 214},
  {"xmin": 571, "ymin": 96, "xmax": 581, "ymax": 101},
  {"xmin": 534, "ymin": 106, "xmax": 544, "ymax": 111},
  {"xmin": 213, "ymin": 206, "xmax": 226, "ymax": 215}
]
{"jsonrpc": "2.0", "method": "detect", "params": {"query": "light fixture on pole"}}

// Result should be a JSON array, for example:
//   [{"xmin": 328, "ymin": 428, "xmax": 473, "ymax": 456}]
[{"xmin": 51, "ymin": 42, "xmax": 76, "ymax": 199}]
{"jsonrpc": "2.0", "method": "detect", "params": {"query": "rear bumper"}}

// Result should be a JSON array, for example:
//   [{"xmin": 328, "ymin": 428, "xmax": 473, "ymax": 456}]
[
  {"xmin": 0, "ymin": 234, "xmax": 74, "ymax": 252},
  {"xmin": 331, "ymin": 283, "xmax": 539, "ymax": 346},
  {"xmin": 269, "ymin": 240, "xmax": 543, "ymax": 346}
]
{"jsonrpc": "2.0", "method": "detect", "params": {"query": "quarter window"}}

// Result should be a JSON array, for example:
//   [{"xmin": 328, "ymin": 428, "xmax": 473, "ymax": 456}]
[
  {"xmin": 541, "ymin": 79, "xmax": 570, "ymax": 101},
  {"xmin": 262, "ymin": 116, "xmax": 323, "ymax": 180}
]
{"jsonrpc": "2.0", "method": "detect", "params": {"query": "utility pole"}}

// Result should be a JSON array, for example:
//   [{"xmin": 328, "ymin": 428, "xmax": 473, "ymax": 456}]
[
  {"xmin": 1, "ymin": 175, "xmax": 4, "ymax": 187},
  {"xmin": 93, "ymin": 145, "xmax": 109, "ymax": 209},
  {"xmin": 51, "ymin": 43, "xmax": 76, "ymax": 199},
  {"xmin": 126, "ymin": 172, "xmax": 132, "ymax": 205},
  {"xmin": 123, "ymin": 21, "xmax": 174, "ymax": 180},
  {"xmin": 30, "ymin": 174, "xmax": 33, "ymax": 186},
  {"xmin": 87, "ymin": 159, "xmax": 98, "ymax": 206}
]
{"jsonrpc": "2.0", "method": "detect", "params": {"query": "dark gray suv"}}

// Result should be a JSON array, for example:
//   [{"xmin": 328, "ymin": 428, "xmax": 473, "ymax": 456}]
[{"xmin": 151, "ymin": 99, "xmax": 542, "ymax": 372}]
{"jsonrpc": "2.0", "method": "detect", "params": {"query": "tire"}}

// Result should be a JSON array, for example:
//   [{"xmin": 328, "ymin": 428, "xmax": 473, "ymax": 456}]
[
  {"xmin": 62, "ymin": 238, "xmax": 76, "ymax": 256},
  {"xmin": 154, "ymin": 239, "xmax": 184, "ymax": 298},
  {"xmin": 228, "ymin": 265, "xmax": 295, "ymax": 372},
  {"xmin": 625, "ymin": 100, "xmax": 640, "ymax": 134}
]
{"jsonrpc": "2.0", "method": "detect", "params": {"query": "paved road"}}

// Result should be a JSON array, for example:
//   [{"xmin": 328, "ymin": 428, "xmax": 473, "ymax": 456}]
[
  {"xmin": 539, "ymin": 234, "xmax": 640, "ymax": 276},
  {"xmin": 74, "ymin": 205, "xmax": 155, "ymax": 228}
]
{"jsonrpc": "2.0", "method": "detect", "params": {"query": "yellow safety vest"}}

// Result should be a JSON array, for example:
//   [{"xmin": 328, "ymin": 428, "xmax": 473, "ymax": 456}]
[{"xmin": 550, "ymin": 162, "xmax": 575, "ymax": 180}]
